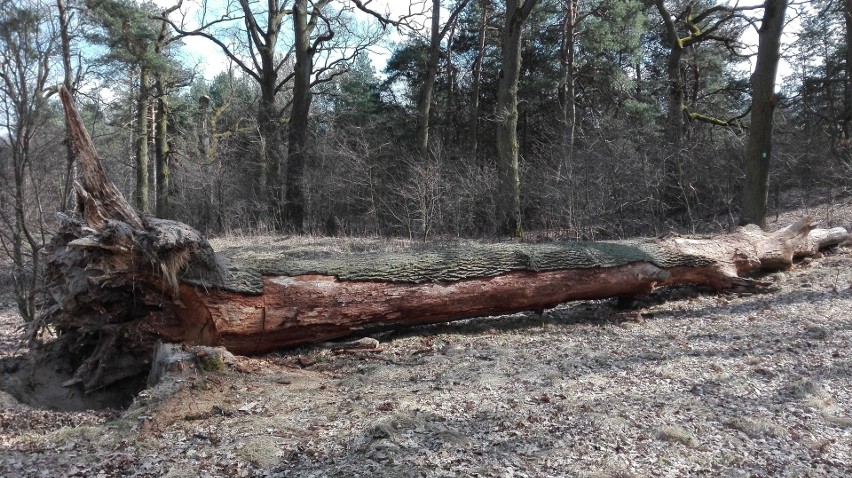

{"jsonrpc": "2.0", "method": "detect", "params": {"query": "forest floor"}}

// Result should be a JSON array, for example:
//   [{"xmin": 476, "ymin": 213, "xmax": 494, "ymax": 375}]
[{"xmin": 0, "ymin": 199, "xmax": 851, "ymax": 477}]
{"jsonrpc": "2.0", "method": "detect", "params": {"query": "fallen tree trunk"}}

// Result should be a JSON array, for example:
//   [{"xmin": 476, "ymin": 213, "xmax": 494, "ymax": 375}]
[{"xmin": 35, "ymin": 88, "xmax": 850, "ymax": 392}]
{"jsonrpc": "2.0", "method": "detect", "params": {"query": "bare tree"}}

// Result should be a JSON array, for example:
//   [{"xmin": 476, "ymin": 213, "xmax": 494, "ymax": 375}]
[
  {"xmin": 163, "ymin": 0, "xmax": 292, "ymax": 221},
  {"xmin": 152, "ymin": 2, "xmax": 183, "ymax": 219},
  {"xmin": 468, "ymin": 0, "xmax": 490, "ymax": 161},
  {"xmin": 558, "ymin": 0, "xmax": 578, "ymax": 175},
  {"xmin": 0, "ymin": 0, "xmax": 59, "ymax": 322},
  {"xmin": 414, "ymin": 0, "xmax": 471, "ymax": 158},
  {"xmin": 56, "ymin": 0, "xmax": 83, "ymax": 212},
  {"xmin": 495, "ymin": 0, "xmax": 538, "ymax": 236},
  {"xmin": 740, "ymin": 0, "xmax": 788, "ymax": 227},
  {"xmin": 654, "ymin": 0, "xmax": 761, "ymax": 215},
  {"xmin": 285, "ymin": 0, "xmax": 334, "ymax": 230},
  {"xmin": 164, "ymin": 0, "xmax": 391, "ymax": 230},
  {"xmin": 845, "ymin": 0, "xmax": 852, "ymax": 144}
]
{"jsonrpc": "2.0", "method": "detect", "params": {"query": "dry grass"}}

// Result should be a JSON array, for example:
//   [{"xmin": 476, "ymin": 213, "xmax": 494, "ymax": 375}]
[{"xmin": 655, "ymin": 426, "xmax": 701, "ymax": 448}]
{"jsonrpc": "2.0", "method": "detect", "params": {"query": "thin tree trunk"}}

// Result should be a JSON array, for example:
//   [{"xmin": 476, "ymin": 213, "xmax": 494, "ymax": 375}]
[
  {"xmin": 844, "ymin": 0, "xmax": 852, "ymax": 141},
  {"xmin": 740, "ymin": 0, "xmax": 787, "ymax": 228},
  {"xmin": 197, "ymin": 95, "xmax": 213, "ymax": 232},
  {"xmin": 416, "ymin": 0, "xmax": 443, "ymax": 158},
  {"xmin": 12, "ymin": 144, "xmax": 34, "ymax": 322},
  {"xmin": 558, "ymin": 0, "xmax": 577, "ymax": 179},
  {"xmin": 635, "ymin": 62, "xmax": 642, "ymax": 98},
  {"xmin": 154, "ymin": 81, "xmax": 170, "ymax": 218},
  {"xmin": 57, "ymin": 0, "xmax": 77, "ymax": 212},
  {"xmin": 285, "ymin": 0, "xmax": 315, "ymax": 232},
  {"xmin": 495, "ymin": 0, "xmax": 538, "ymax": 236},
  {"xmin": 197, "ymin": 96, "xmax": 211, "ymax": 161},
  {"xmin": 134, "ymin": 66, "xmax": 150, "ymax": 214},
  {"xmin": 655, "ymin": 0, "xmax": 685, "ymax": 216},
  {"xmin": 444, "ymin": 20, "xmax": 456, "ymax": 147},
  {"xmin": 469, "ymin": 0, "xmax": 489, "ymax": 162}
]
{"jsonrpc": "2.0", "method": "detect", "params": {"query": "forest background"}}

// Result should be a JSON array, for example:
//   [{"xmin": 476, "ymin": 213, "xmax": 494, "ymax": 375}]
[{"xmin": 1, "ymin": 0, "xmax": 850, "ymax": 323}]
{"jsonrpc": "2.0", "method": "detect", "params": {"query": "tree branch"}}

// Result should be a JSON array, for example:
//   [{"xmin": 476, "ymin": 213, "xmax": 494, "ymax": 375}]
[{"xmin": 157, "ymin": 16, "xmax": 262, "ymax": 83}]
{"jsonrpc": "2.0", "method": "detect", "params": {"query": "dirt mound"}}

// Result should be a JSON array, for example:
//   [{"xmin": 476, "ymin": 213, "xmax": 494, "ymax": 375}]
[{"xmin": 0, "ymin": 340, "xmax": 144, "ymax": 411}]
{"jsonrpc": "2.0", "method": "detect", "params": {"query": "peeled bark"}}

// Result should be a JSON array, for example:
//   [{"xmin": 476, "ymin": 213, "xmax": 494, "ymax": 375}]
[{"xmin": 40, "ymin": 87, "xmax": 849, "ymax": 393}]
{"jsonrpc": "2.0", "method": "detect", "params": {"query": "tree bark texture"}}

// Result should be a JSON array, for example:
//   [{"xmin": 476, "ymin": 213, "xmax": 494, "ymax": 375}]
[
  {"xmin": 844, "ymin": 0, "xmax": 852, "ymax": 140},
  {"xmin": 134, "ymin": 66, "xmax": 150, "ymax": 214},
  {"xmin": 40, "ymin": 87, "xmax": 849, "ymax": 393},
  {"xmin": 655, "ymin": 0, "xmax": 686, "ymax": 216},
  {"xmin": 740, "ymin": 0, "xmax": 787, "ymax": 228},
  {"xmin": 416, "ymin": 0, "xmax": 443, "ymax": 158},
  {"xmin": 197, "ymin": 95, "xmax": 211, "ymax": 162},
  {"xmin": 153, "ymin": 10, "xmax": 175, "ymax": 219},
  {"xmin": 171, "ymin": 219, "xmax": 849, "ymax": 356},
  {"xmin": 469, "ymin": 0, "xmax": 489, "ymax": 162},
  {"xmin": 154, "ymin": 84, "xmax": 170, "ymax": 218},
  {"xmin": 495, "ymin": 0, "xmax": 538, "ymax": 236},
  {"xmin": 57, "ymin": 0, "xmax": 77, "ymax": 212},
  {"xmin": 284, "ymin": 0, "xmax": 313, "ymax": 232},
  {"xmin": 558, "ymin": 0, "xmax": 577, "ymax": 178},
  {"xmin": 285, "ymin": 0, "xmax": 333, "ymax": 232}
]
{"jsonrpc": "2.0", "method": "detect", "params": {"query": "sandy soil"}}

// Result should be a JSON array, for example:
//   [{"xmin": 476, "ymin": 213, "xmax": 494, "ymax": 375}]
[{"xmin": 0, "ymin": 204, "xmax": 851, "ymax": 477}]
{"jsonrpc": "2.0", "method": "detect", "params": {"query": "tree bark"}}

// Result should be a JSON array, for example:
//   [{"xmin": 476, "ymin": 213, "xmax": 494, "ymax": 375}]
[
  {"xmin": 495, "ymin": 0, "xmax": 538, "ymax": 236},
  {"xmin": 154, "ymin": 83, "xmax": 170, "ymax": 218},
  {"xmin": 415, "ymin": 0, "xmax": 471, "ymax": 158},
  {"xmin": 844, "ymin": 0, "xmax": 852, "ymax": 141},
  {"xmin": 444, "ymin": 20, "xmax": 457, "ymax": 147},
  {"xmin": 228, "ymin": 0, "xmax": 287, "ymax": 225},
  {"xmin": 170, "ymin": 218, "xmax": 848, "ymax": 356},
  {"xmin": 258, "ymin": 71, "xmax": 282, "ymax": 219},
  {"xmin": 740, "ymin": 0, "xmax": 787, "ymax": 228},
  {"xmin": 135, "ymin": 66, "xmax": 150, "ymax": 214},
  {"xmin": 285, "ymin": 0, "xmax": 334, "ymax": 232},
  {"xmin": 40, "ymin": 87, "xmax": 849, "ymax": 393},
  {"xmin": 415, "ymin": 0, "xmax": 443, "ymax": 158},
  {"xmin": 558, "ymin": 0, "xmax": 577, "ymax": 178},
  {"xmin": 469, "ymin": 0, "xmax": 489, "ymax": 162},
  {"xmin": 654, "ymin": 0, "xmax": 686, "ymax": 216},
  {"xmin": 57, "ymin": 0, "xmax": 77, "ymax": 212},
  {"xmin": 284, "ymin": 1, "xmax": 311, "ymax": 232},
  {"xmin": 152, "ymin": 8, "xmax": 177, "ymax": 219},
  {"xmin": 197, "ymin": 95, "xmax": 215, "ymax": 232}
]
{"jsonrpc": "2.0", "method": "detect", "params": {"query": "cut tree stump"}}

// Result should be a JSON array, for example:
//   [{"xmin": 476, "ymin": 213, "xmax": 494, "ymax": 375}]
[{"xmin": 35, "ymin": 87, "xmax": 851, "ymax": 393}]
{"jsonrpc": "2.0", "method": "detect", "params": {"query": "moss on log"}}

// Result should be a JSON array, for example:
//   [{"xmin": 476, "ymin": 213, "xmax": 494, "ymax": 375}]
[{"xmin": 209, "ymin": 240, "xmax": 713, "ymax": 291}]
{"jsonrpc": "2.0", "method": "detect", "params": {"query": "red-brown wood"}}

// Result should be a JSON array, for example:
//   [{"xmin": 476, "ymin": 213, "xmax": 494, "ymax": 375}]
[
  {"xmin": 161, "ymin": 220, "xmax": 849, "ymax": 355},
  {"xmin": 173, "ymin": 263, "xmax": 668, "ymax": 354}
]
